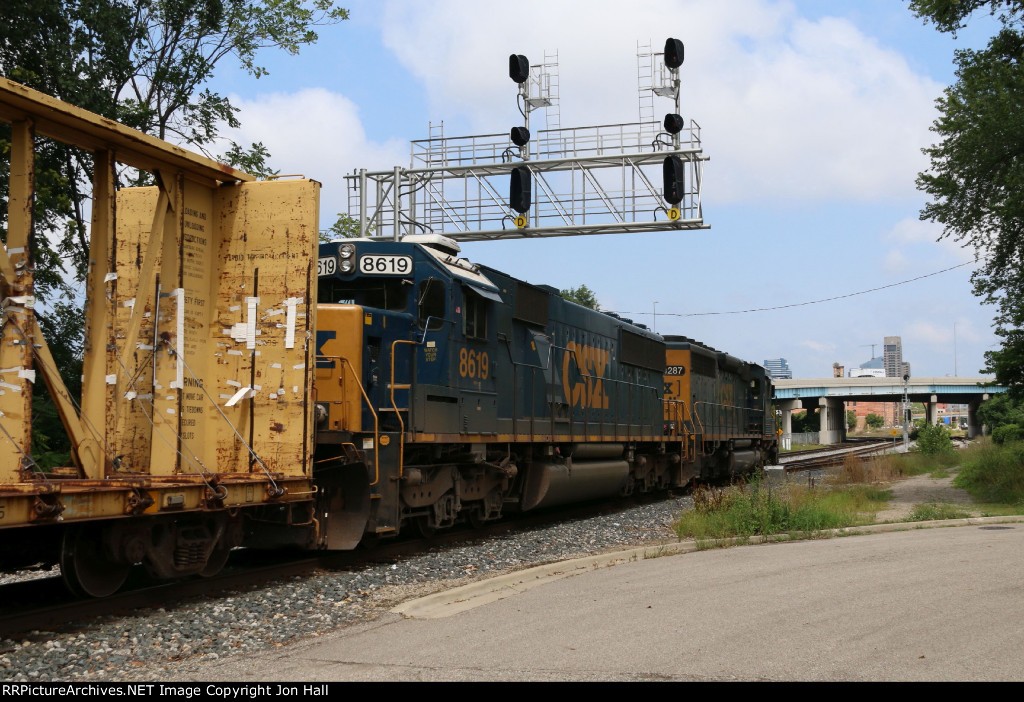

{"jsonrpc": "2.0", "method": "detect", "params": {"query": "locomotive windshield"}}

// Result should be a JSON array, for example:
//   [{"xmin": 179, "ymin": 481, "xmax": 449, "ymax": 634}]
[{"xmin": 318, "ymin": 278, "xmax": 410, "ymax": 312}]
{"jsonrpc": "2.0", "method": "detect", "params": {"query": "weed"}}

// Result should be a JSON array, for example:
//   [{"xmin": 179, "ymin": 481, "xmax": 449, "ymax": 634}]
[
  {"xmin": 907, "ymin": 502, "xmax": 970, "ymax": 522},
  {"xmin": 675, "ymin": 476, "xmax": 878, "ymax": 542},
  {"xmin": 954, "ymin": 439, "xmax": 1024, "ymax": 505}
]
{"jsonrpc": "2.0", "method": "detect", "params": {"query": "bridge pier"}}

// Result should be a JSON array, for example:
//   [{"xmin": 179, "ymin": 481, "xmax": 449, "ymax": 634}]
[
  {"xmin": 926, "ymin": 395, "xmax": 939, "ymax": 426},
  {"xmin": 818, "ymin": 396, "xmax": 846, "ymax": 445},
  {"xmin": 776, "ymin": 399, "xmax": 802, "ymax": 450}
]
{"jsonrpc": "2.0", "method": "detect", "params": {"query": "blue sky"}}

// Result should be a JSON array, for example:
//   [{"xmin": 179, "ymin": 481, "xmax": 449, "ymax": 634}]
[{"xmin": 208, "ymin": 0, "xmax": 1004, "ymax": 379}]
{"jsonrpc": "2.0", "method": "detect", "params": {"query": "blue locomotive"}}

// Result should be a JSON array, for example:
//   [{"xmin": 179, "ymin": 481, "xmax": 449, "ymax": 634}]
[{"xmin": 312, "ymin": 234, "xmax": 777, "ymax": 547}]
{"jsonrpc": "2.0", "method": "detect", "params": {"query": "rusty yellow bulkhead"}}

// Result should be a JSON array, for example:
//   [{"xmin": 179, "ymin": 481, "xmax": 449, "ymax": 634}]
[
  {"xmin": 0, "ymin": 78, "xmax": 330, "ymax": 530},
  {"xmin": 315, "ymin": 305, "xmax": 364, "ymax": 432},
  {"xmin": 107, "ymin": 178, "xmax": 320, "ymax": 480}
]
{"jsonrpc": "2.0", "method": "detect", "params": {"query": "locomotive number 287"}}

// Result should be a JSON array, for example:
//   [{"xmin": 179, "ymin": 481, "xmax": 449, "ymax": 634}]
[{"xmin": 459, "ymin": 348, "xmax": 490, "ymax": 379}]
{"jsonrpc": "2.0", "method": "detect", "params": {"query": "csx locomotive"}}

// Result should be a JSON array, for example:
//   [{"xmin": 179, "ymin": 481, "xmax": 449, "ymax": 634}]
[{"xmin": 311, "ymin": 233, "xmax": 778, "ymax": 545}]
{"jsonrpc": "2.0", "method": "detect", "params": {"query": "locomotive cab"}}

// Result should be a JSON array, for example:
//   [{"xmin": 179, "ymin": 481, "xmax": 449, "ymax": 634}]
[{"xmin": 312, "ymin": 234, "xmax": 510, "ymax": 544}]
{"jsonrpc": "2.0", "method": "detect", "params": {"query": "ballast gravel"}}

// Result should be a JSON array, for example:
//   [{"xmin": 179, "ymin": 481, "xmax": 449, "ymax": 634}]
[{"xmin": 0, "ymin": 495, "xmax": 690, "ymax": 682}]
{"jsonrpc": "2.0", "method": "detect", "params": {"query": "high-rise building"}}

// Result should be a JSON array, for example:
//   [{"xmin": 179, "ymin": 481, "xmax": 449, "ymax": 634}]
[
  {"xmin": 883, "ymin": 336, "xmax": 903, "ymax": 378},
  {"xmin": 763, "ymin": 358, "xmax": 792, "ymax": 379}
]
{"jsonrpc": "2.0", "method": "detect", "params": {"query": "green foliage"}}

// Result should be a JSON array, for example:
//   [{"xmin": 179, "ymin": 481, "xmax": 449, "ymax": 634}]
[
  {"xmin": 865, "ymin": 413, "xmax": 884, "ymax": 429},
  {"xmin": 907, "ymin": 502, "xmax": 971, "ymax": 521},
  {"xmin": 322, "ymin": 213, "xmax": 371, "ymax": 242},
  {"xmin": 790, "ymin": 409, "xmax": 818, "ymax": 433},
  {"xmin": 32, "ymin": 298, "xmax": 85, "ymax": 467},
  {"xmin": 992, "ymin": 423, "xmax": 1024, "ymax": 444},
  {"xmin": 977, "ymin": 392, "xmax": 1024, "ymax": 429},
  {"xmin": 915, "ymin": 423, "xmax": 955, "ymax": 456},
  {"xmin": 846, "ymin": 409, "xmax": 857, "ymax": 431},
  {"xmin": 0, "ymin": 0, "xmax": 349, "ymax": 300},
  {"xmin": 674, "ymin": 476, "xmax": 882, "ymax": 544},
  {"xmin": 559, "ymin": 284, "xmax": 599, "ymax": 310},
  {"xmin": 912, "ymin": 1, "xmax": 1024, "ymax": 395},
  {"xmin": 954, "ymin": 439, "xmax": 1024, "ymax": 504}
]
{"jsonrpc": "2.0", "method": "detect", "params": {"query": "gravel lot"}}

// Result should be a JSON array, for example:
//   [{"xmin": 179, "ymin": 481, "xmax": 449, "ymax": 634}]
[{"xmin": 0, "ymin": 495, "xmax": 691, "ymax": 682}]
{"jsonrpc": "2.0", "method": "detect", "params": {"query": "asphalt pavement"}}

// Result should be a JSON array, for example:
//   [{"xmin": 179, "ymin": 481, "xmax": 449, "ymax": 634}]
[{"xmin": 186, "ymin": 516, "xmax": 1024, "ymax": 682}]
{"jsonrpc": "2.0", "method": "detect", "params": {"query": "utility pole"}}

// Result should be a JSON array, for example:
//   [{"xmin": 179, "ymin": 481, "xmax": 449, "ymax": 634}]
[{"xmin": 902, "ymin": 373, "xmax": 910, "ymax": 451}]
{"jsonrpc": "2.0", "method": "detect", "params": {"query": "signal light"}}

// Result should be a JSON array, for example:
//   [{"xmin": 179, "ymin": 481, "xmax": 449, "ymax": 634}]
[
  {"xmin": 664, "ymin": 38, "xmax": 684, "ymax": 69},
  {"xmin": 664, "ymin": 113, "xmax": 685, "ymax": 135},
  {"xmin": 510, "ymin": 126, "xmax": 531, "ymax": 147},
  {"xmin": 509, "ymin": 54, "xmax": 530, "ymax": 84},
  {"xmin": 663, "ymin": 156, "xmax": 684, "ymax": 205},
  {"xmin": 510, "ymin": 166, "xmax": 532, "ymax": 213}
]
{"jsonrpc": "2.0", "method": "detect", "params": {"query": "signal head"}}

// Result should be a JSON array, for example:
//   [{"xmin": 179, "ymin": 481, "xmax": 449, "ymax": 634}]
[
  {"xmin": 664, "ymin": 113, "xmax": 685, "ymax": 135},
  {"xmin": 510, "ymin": 126, "xmax": 531, "ymax": 147},
  {"xmin": 509, "ymin": 165, "xmax": 532, "ymax": 213},
  {"xmin": 509, "ymin": 54, "xmax": 530, "ymax": 84},
  {"xmin": 664, "ymin": 38, "xmax": 684, "ymax": 69},
  {"xmin": 663, "ymin": 155, "xmax": 684, "ymax": 205}
]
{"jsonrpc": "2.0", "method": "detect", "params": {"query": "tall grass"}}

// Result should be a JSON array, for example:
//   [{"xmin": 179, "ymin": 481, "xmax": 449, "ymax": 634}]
[
  {"xmin": 674, "ymin": 475, "xmax": 885, "ymax": 545},
  {"xmin": 954, "ymin": 440, "xmax": 1024, "ymax": 505}
]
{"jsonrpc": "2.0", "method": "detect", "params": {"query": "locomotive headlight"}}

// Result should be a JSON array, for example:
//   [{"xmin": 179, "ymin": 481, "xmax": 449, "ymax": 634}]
[
  {"xmin": 339, "ymin": 259, "xmax": 354, "ymax": 273},
  {"xmin": 338, "ymin": 243, "xmax": 355, "ymax": 259}
]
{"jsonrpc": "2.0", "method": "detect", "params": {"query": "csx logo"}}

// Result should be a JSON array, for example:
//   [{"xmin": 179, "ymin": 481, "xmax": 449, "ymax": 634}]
[{"xmin": 562, "ymin": 341, "xmax": 610, "ymax": 409}]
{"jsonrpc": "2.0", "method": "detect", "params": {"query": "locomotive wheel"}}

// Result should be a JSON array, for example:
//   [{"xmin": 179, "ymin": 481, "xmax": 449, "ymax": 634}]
[
  {"xmin": 60, "ymin": 524, "xmax": 131, "ymax": 598},
  {"xmin": 412, "ymin": 516, "xmax": 436, "ymax": 538},
  {"xmin": 467, "ymin": 508, "xmax": 486, "ymax": 530}
]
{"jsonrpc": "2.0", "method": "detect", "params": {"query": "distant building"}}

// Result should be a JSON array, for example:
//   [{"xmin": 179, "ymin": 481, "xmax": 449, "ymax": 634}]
[
  {"xmin": 884, "ymin": 336, "xmax": 903, "ymax": 378},
  {"xmin": 833, "ymin": 363, "xmax": 845, "ymax": 378},
  {"xmin": 763, "ymin": 358, "xmax": 792, "ymax": 379},
  {"xmin": 848, "ymin": 356, "xmax": 885, "ymax": 378}
]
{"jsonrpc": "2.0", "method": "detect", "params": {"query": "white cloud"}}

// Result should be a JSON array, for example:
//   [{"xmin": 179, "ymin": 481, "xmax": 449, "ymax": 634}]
[
  {"xmin": 220, "ymin": 88, "xmax": 407, "ymax": 226},
  {"xmin": 377, "ymin": 0, "xmax": 942, "ymax": 204},
  {"xmin": 800, "ymin": 340, "xmax": 836, "ymax": 353},
  {"xmin": 881, "ymin": 216, "xmax": 980, "ymax": 271}
]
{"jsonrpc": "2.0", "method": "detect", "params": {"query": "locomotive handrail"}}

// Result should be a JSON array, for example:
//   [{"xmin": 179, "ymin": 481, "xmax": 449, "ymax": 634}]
[
  {"xmin": 661, "ymin": 398, "xmax": 691, "ymax": 461},
  {"xmin": 693, "ymin": 401, "xmax": 766, "ymax": 444},
  {"xmin": 390, "ymin": 337, "xmax": 422, "ymax": 481},
  {"xmin": 320, "ymin": 355, "xmax": 380, "ymax": 487}
]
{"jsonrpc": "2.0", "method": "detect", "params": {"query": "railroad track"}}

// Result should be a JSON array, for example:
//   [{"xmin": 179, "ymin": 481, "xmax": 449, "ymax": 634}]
[
  {"xmin": 0, "ymin": 491, "xmax": 680, "ymax": 638},
  {"xmin": 779, "ymin": 439, "xmax": 894, "ymax": 473}
]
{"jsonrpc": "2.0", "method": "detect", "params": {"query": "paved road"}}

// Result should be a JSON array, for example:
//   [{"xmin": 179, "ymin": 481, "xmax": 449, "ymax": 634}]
[{"xmin": 193, "ymin": 519, "xmax": 1024, "ymax": 681}]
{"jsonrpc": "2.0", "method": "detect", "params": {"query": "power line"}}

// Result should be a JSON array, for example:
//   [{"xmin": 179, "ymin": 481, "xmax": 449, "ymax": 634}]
[{"xmin": 609, "ymin": 260, "xmax": 977, "ymax": 318}]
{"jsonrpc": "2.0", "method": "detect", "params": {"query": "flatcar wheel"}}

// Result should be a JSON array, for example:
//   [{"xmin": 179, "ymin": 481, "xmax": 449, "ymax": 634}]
[
  {"xmin": 60, "ymin": 524, "xmax": 131, "ymax": 598},
  {"xmin": 199, "ymin": 548, "xmax": 231, "ymax": 578}
]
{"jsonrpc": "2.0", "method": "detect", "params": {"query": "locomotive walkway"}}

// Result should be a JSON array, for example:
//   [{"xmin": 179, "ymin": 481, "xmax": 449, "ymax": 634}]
[{"xmin": 187, "ymin": 513, "xmax": 1024, "ymax": 681}]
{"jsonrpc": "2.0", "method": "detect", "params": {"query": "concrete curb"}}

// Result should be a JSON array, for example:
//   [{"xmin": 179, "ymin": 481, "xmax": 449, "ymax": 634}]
[{"xmin": 392, "ymin": 515, "xmax": 1024, "ymax": 620}]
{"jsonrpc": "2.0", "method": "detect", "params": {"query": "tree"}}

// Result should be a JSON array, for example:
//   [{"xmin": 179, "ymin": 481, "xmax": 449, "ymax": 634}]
[
  {"xmin": 911, "ymin": 0, "xmax": 1024, "ymax": 395},
  {"xmin": 560, "ymin": 284, "xmax": 599, "ymax": 310},
  {"xmin": 915, "ymin": 423, "xmax": 955, "ymax": 456},
  {"xmin": 846, "ymin": 409, "xmax": 857, "ymax": 432},
  {"xmin": 322, "ymin": 213, "xmax": 371, "ymax": 242},
  {"xmin": 865, "ymin": 413, "xmax": 884, "ymax": 430},
  {"xmin": 0, "ymin": 0, "xmax": 349, "ymax": 298}
]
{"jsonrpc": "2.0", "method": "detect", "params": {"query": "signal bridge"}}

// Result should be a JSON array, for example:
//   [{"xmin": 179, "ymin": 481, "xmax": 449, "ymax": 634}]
[{"xmin": 344, "ymin": 39, "xmax": 706, "ymax": 242}]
